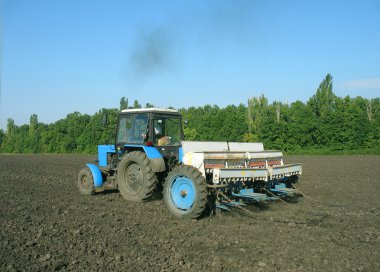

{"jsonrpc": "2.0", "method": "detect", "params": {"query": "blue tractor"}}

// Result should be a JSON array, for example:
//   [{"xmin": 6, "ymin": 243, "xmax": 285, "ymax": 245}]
[{"xmin": 78, "ymin": 108, "xmax": 302, "ymax": 219}]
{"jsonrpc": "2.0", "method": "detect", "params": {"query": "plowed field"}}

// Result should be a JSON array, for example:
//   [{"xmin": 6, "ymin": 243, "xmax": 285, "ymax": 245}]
[{"xmin": 1, "ymin": 155, "xmax": 379, "ymax": 271}]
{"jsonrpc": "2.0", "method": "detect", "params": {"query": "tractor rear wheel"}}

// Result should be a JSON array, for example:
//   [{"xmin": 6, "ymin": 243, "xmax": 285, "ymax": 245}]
[
  {"xmin": 78, "ymin": 167, "xmax": 95, "ymax": 195},
  {"xmin": 163, "ymin": 165, "xmax": 207, "ymax": 219},
  {"xmin": 117, "ymin": 151, "xmax": 157, "ymax": 202}
]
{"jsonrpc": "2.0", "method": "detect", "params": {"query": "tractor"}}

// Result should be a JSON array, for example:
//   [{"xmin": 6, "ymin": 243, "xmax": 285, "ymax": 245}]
[{"xmin": 78, "ymin": 108, "xmax": 302, "ymax": 219}]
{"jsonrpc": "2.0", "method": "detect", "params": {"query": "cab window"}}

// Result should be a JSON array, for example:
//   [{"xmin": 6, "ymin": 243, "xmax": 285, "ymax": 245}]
[
  {"xmin": 153, "ymin": 117, "xmax": 181, "ymax": 146},
  {"xmin": 117, "ymin": 114, "xmax": 148, "ymax": 144}
]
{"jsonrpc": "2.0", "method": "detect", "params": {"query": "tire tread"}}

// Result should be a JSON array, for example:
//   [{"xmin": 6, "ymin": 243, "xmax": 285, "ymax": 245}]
[
  {"xmin": 163, "ymin": 165, "xmax": 207, "ymax": 219},
  {"xmin": 117, "ymin": 151, "xmax": 158, "ymax": 202}
]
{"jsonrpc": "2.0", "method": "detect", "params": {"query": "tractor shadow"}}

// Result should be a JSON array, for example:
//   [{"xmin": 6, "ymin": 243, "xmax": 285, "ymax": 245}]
[
  {"xmin": 150, "ymin": 189, "xmax": 164, "ymax": 201},
  {"xmin": 99, "ymin": 189, "xmax": 119, "ymax": 195}
]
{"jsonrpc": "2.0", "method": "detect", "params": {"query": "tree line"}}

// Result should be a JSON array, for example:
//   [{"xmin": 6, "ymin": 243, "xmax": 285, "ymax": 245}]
[{"xmin": 1, "ymin": 74, "xmax": 379, "ymax": 154}]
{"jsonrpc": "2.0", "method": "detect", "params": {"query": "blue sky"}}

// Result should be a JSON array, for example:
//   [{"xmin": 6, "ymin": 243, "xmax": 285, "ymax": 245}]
[{"xmin": 1, "ymin": 0, "xmax": 379, "ymax": 129}]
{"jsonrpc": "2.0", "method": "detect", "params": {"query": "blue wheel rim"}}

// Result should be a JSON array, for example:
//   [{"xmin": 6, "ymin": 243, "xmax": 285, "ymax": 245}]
[{"xmin": 170, "ymin": 175, "xmax": 196, "ymax": 211}]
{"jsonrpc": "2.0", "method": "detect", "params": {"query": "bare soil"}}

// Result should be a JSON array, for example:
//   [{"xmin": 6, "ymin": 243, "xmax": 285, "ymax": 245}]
[{"xmin": 0, "ymin": 155, "xmax": 379, "ymax": 272}]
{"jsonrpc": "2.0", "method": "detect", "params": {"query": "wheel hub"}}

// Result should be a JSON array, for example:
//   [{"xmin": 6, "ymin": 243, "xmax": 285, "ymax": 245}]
[
  {"xmin": 180, "ymin": 190, "xmax": 188, "ymax": 197},
  {"xmin": 170, "ymin": 176, "xmax": 195, "ymax": 210},
  {"xmin": 125, "ymin": 164, "xmax": 142, "ymax": 192}
]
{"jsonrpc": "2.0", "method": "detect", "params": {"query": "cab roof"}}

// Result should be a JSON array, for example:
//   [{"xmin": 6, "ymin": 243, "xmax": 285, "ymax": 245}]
[{"xmin": 120, "ymin": 108, "xmax": 180, "ymax": 115}]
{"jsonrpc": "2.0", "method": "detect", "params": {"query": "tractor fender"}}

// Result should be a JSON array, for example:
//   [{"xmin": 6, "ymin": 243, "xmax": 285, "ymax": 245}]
[
  {"xmin": 143, "ymin": 146, "xmax": 165, "ymax": 172},
  {"xmin": 86, "ymin": 163, "xmax": 103, "ymax": 187},
  {"xmin": 149, "ymin": 158, "xmax": 166, "ymax": 172},
  {"xmin": 124, "ymin": 145, "xmax": 166, "ymax": 172}
]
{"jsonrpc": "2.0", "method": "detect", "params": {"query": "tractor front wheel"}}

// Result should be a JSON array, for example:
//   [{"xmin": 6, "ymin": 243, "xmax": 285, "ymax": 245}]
[
  {"xmin": 78, "ymin": 167, "xmax": 95, "ymax": 195},
  {"xmin": 163, "ymin": 165, "xmax": 207, "ymax": 219},
  {"xmin": 117, "ymin": 151, "xmax": 157, "ymax": 202}
]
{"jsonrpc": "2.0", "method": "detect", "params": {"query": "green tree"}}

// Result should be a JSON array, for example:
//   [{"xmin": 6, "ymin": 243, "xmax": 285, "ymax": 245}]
[
  {"xmin": 247, "ymin": 95, "xmax": 268, "ymax": 139},
  {"xmin": 0, "ymin": 129, "xmax": 4, "ymax": 147},
  {"xmin": 242, "ymin": 133, "xmax": 258, "ymax": 142},
  {"xmin": 183, "ymin": 127, "xmax": 198, "ymax": 140},
  {"xmin": 28, "ymin": 114, "xmax": 41, "ymax": 153},
  {"xmin": 1, "ymin": 118, "xmax": 16, "ymax": 152},
  {"xmin": 120, "ymin": 97, "xmax": 129, "ymax": 111},
  {"xmin": 29, "ymin": 114, "xmax": 38, "ymax": 133},
  {"xmin": 308, "ymin": 73, "xmax": 336, "ymax": 117},
  {"xmin": 1, "ymin": 92, "xmax": 379, "ymax": 155},
  {"xmin": 133, "ymin": 100, "xmax": 141, "ymax": 108}
]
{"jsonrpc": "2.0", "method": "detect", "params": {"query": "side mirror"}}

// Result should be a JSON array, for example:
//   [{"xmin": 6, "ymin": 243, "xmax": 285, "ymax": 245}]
[{"xmin": 102, "ymin": 114, "xmax": 108, "ymax": 126}]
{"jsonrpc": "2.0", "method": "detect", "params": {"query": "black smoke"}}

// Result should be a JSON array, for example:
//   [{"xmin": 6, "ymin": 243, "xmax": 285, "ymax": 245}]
[{"xmin": 127, "ymin": 26, "xmax": 177, "ymax": 81}]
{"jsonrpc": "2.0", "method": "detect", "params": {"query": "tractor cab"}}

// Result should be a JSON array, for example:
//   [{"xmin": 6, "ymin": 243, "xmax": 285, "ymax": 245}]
[{"xmin": 115, "ymin": 108, "xmax": 184, "ymax": 159}]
